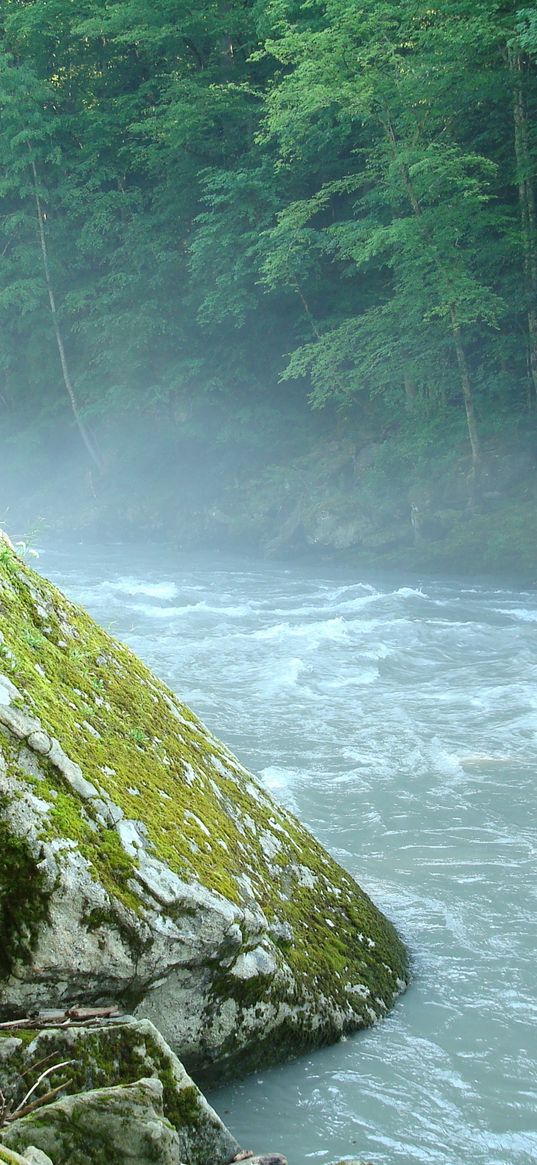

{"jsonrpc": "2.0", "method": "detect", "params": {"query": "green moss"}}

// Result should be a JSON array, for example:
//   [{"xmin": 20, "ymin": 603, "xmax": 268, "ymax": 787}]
[
  {"xmin": 195, "ymin": 1010, "xmax": 345, "ymax": 1087},
  {"xmin": 0, "ymin": 1146, "xmax": 28, "ymax": 1165},
  {"xmin": 41, "ymin": 783, "xmax": 140, "ymax": 915},
  {"xmin": 0, "ymin": 546, "xmax": 17, "ymax": 575},
  {"xmin": 161, "ymin": 1082, "xmax": 201, "ymax": 1128},
  {"xmin": 82, "ymin": 906, "xmax": 149, "ymax": 966},
  {"xmin": 210, "ymin": 969, "xmax": 275, "ymax": 1011},
  {"xmin": 84, "ymin": 906, "xmax": 121, "ymax": 931},
  {"xmin": 1, "ymin": 1024, "xmax": 203, "ymax": 1138},
  {"xmin": 0, "ymin": 797, "xmax": 52, "ymax": 980}
]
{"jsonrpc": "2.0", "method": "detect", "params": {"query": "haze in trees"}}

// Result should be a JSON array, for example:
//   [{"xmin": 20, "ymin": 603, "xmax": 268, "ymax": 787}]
[{"xmin": 1, "ymin": 0, "xmax": 536, "ymax": 565}]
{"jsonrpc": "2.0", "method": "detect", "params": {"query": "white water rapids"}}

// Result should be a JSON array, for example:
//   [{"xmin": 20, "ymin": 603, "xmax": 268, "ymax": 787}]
[{"xmin": 41, "ymin": 545, "xmax": 537, "ymax": 1165}]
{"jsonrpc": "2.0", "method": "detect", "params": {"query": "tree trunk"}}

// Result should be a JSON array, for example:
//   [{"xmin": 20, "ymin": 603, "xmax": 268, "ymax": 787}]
[
  {"xmin": 29, "ymin": 157, "xmax": 102, "ymax": 472},
  {"xmin": 381, "ymin": 115, "xmax": 481, "ymax": 472},
  {"xmin": 294, "ymin": 280, "xmax": 321, "ymax": 338},
  {"xmin": 509, "ymin": 46, "xmax": 537, "ymax": 404},
  {"xmin": 449, "ymin": 308, "xmax": 481, "ymax": 474},
  {"xmin": 403, "ymin": 372, "xmax": 417, "ymax": 406}
]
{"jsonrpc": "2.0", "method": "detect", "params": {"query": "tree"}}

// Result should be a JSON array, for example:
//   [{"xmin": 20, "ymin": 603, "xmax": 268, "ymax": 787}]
[
  {"xmin": 254, "ymin": 0, "xmax": 521, "ymax": 479},
  {"xmin": 0, "ymin": 53, "xmax": 103, "ymax": 467}
]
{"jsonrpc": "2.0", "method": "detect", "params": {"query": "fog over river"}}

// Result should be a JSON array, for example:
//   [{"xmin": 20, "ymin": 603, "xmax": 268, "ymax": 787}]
[{"xmin": 41, "ymin": 545, "xmax": 537, "ymax": 1165}]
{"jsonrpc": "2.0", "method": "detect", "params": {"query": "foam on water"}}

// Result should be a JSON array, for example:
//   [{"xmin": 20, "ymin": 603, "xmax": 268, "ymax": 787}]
[
  {"xmin": 260, "ymin": 656, "xmax": 307, "ymax": 692},
  {"xmin": 107, "ymin": 577, "xmax": 179, "ymax": 599},
  {"xmin": 134, "ymin": 599, "xmax": 256, "ymax": 619},
  {"xmin": 253, "ymin": 616, "xmax": 348, "ymax": 644},
  {"xmin": 40, "ymin": 547, "xmax": 537, "ymax": 1165},
  {"xmin": 493, "ymin": 606, "xmax": 537, "ymax": 622},
  {"xmin": 393, "ymin": 586, "xmax": 428, "ymax": 598}
]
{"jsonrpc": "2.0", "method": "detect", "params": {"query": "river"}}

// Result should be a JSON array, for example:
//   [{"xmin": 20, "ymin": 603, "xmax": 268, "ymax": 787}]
[{"xmin": 40, "ymin": 543, "xmax": 537, "ymax": 1165}]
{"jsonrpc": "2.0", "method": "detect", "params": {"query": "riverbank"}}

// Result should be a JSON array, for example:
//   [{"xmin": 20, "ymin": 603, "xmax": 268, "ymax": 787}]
[{"xmin": 2, "ymin": 418, "xmax": 537, "ymax": 584}]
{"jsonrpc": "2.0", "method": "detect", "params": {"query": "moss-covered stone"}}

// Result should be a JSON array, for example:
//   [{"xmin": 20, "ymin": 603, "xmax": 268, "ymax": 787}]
[
  {"xmin": 2, "ymin": 1077, "xmax": 183, "ymax": 1165},
  {"xmin": 0, "ymin": 1020, "xmax": 238, "ymax": 1165},
  {"xmin": 0, "ymin": 539, "xmax": 409, "ymax": 1076}
]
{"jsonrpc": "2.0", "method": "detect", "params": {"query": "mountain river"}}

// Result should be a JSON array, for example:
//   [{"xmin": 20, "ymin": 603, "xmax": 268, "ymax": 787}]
[{"xmin": 39, "ymin": 544, "xmax": 537, "ymax": 1165}]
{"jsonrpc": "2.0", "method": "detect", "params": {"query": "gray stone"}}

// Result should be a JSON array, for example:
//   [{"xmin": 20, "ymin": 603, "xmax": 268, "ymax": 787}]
[
  {"xmin": 0, "ymin": 705, "xmax": 41, "ymax": 740},
  {"xmin": 231, "ymin": 946, "xmax": 278, "ymax": 980},
  {"xmin": 268, "ymin": 921, "xmax": 293, "ymax": 944},
  {"xmin": 0, "ymin": 676, "xmax": 22, "ymax": 708},
  {"xmin": 0, "ymin": 1038, "xmax": 23, "ymax": 1062},
  {"xmin": 247, "ymin": 1156, "xmax": 288, "ymax": 1165},
  {"xmin": 2, "ymin": 1078, "xmax": 181, "ymax": 1165},
  {"xmin": 25, "ymin": 732, "xmax": 51, "ymax": 756},
  {"xmin": 326, "ymin": 1159, "xmax": 374, "ymax": 1165},
  {"xmin": 20, "ymin": 1150, "xmax": 54, "ymax": 1165},
  {"xmin": 46, "ymin": 741, "xmax": 101, "ymax": 802}
]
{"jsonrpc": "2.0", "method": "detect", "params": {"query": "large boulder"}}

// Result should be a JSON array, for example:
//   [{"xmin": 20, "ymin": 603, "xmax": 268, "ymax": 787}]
[{"xmin": 0, "ymin": 538, "xmax": 408, "ymax": 1079}]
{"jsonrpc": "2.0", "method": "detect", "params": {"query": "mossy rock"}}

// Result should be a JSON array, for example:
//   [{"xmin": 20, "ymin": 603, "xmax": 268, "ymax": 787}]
[
  {"xmin": 2, "ymin": 1076, "xmax": 184, "ymax": 1165},
  {"xmin": 0, "ymin": 1019, "xmax": 238, "ymax": 1165},
  {"xmin": 0, "ymin": 537, "xmax": 408, "ymax": 1078}
]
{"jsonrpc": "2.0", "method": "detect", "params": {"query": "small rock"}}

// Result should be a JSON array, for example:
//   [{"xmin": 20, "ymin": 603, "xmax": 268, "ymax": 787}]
[
  {"xmin": 0, "ymin": 1020, "xmax": 239, "ymax": 1165},
  {"xmin": 268, "ymin": 920, "xmax": 293, "ymax": 944},
  {"xmin": 26, "ymin": 731, "xmax": 52, "ymax": 756},
  {"xmin": 230, "ymin": 946, "xmax": 278, "ymax": 981},
  {"xmin": 22, "ymin": 1150, "xmax": 54, "ymax": 1165},
  {"xmin": 248, "ymin": 1156, "xmax": 288, "ymax": 1165},
  {"xmin": 0, "ymin": 1037, "xmax": 23, "ymax": 1060},
  {"xmin": 326, "ymin": 1159, "xmax": 373, "ymax": 1165}
]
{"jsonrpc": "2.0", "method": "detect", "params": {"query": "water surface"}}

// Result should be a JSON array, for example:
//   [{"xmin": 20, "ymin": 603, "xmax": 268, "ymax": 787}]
[{"xmin": 40, "ymin": 546, "xmax": 537, "ymax": 1165}]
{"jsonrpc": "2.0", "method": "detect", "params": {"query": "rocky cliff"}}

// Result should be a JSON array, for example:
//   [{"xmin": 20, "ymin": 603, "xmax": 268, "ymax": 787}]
[{"xmin": 0, "ymin": 534, "xmax": 408, "ymax": 1081}]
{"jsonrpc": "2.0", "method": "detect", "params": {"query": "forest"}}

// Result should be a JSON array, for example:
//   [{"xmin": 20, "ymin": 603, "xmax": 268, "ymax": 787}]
[{"xmin": 2, "ymin": 0, "xmax": 537, "ymax": 574}]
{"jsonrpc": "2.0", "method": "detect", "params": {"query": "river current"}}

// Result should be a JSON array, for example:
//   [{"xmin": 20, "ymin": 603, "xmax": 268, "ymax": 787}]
[{"xmin": 40, "ymin": 544, "xmax": 537, "ymax": 1165}]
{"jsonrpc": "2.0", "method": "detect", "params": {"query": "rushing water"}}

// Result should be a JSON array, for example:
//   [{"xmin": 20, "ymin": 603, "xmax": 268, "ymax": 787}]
[{"xmin": 40, "ymin": 544, "xmax": 537, "ymax": 1165}]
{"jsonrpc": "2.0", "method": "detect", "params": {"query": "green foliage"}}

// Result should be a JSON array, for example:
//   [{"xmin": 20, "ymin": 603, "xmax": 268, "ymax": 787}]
[
  {"xmin": 0, "ymin": 797, "xmax": 51, "ymax": 980},
  {"xmin": 0, "ymin": 0, "xmax": 536, "ymax": 495}
]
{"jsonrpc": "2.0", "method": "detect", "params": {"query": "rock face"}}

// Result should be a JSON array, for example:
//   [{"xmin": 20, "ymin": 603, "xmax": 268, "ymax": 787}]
[
  {"xmin": 0, "ymin": 1019, "xmax": 238, "ymax": 1165},
  {"xmin": 0, "ymin": 539, "xmax": 408, "ymax": 1079}
]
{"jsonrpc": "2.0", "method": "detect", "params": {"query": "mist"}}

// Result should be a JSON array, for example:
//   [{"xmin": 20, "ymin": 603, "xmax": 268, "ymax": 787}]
[
  {"xmin": 1, "ymin": 0, "xmax": 537, "ymax": 578},
  {"xmin": 2, "ymin": 387, "xmax": 537, "ymax": 583},
  {"xmin": 2, "ymin": 3, "xmax": 537, "ymax": 1164}
]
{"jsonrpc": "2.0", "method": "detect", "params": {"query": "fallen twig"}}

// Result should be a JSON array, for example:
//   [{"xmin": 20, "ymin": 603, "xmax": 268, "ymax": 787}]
[
  {"xmin": 4, "ymin": 1080, "xmax": 73, "ymax": 1123},
  {"xmin": 11, "ymin": 1059, "xmax": 75, "ymax": 1118},
  {"xmin": 66, "ymin": 1007, "xmax": 120, "ymax": 1021},
  {"xmin": 0, "ymin": 1006, "xmax": 121, "ymax": 1032},
  {"xmin": 19, "ymin": 1052, "xmax": 62, "ymax": 1080},
  {"xmin": 0, "ymin": 1088, "xmax": 10, "ymax": 1124}
]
